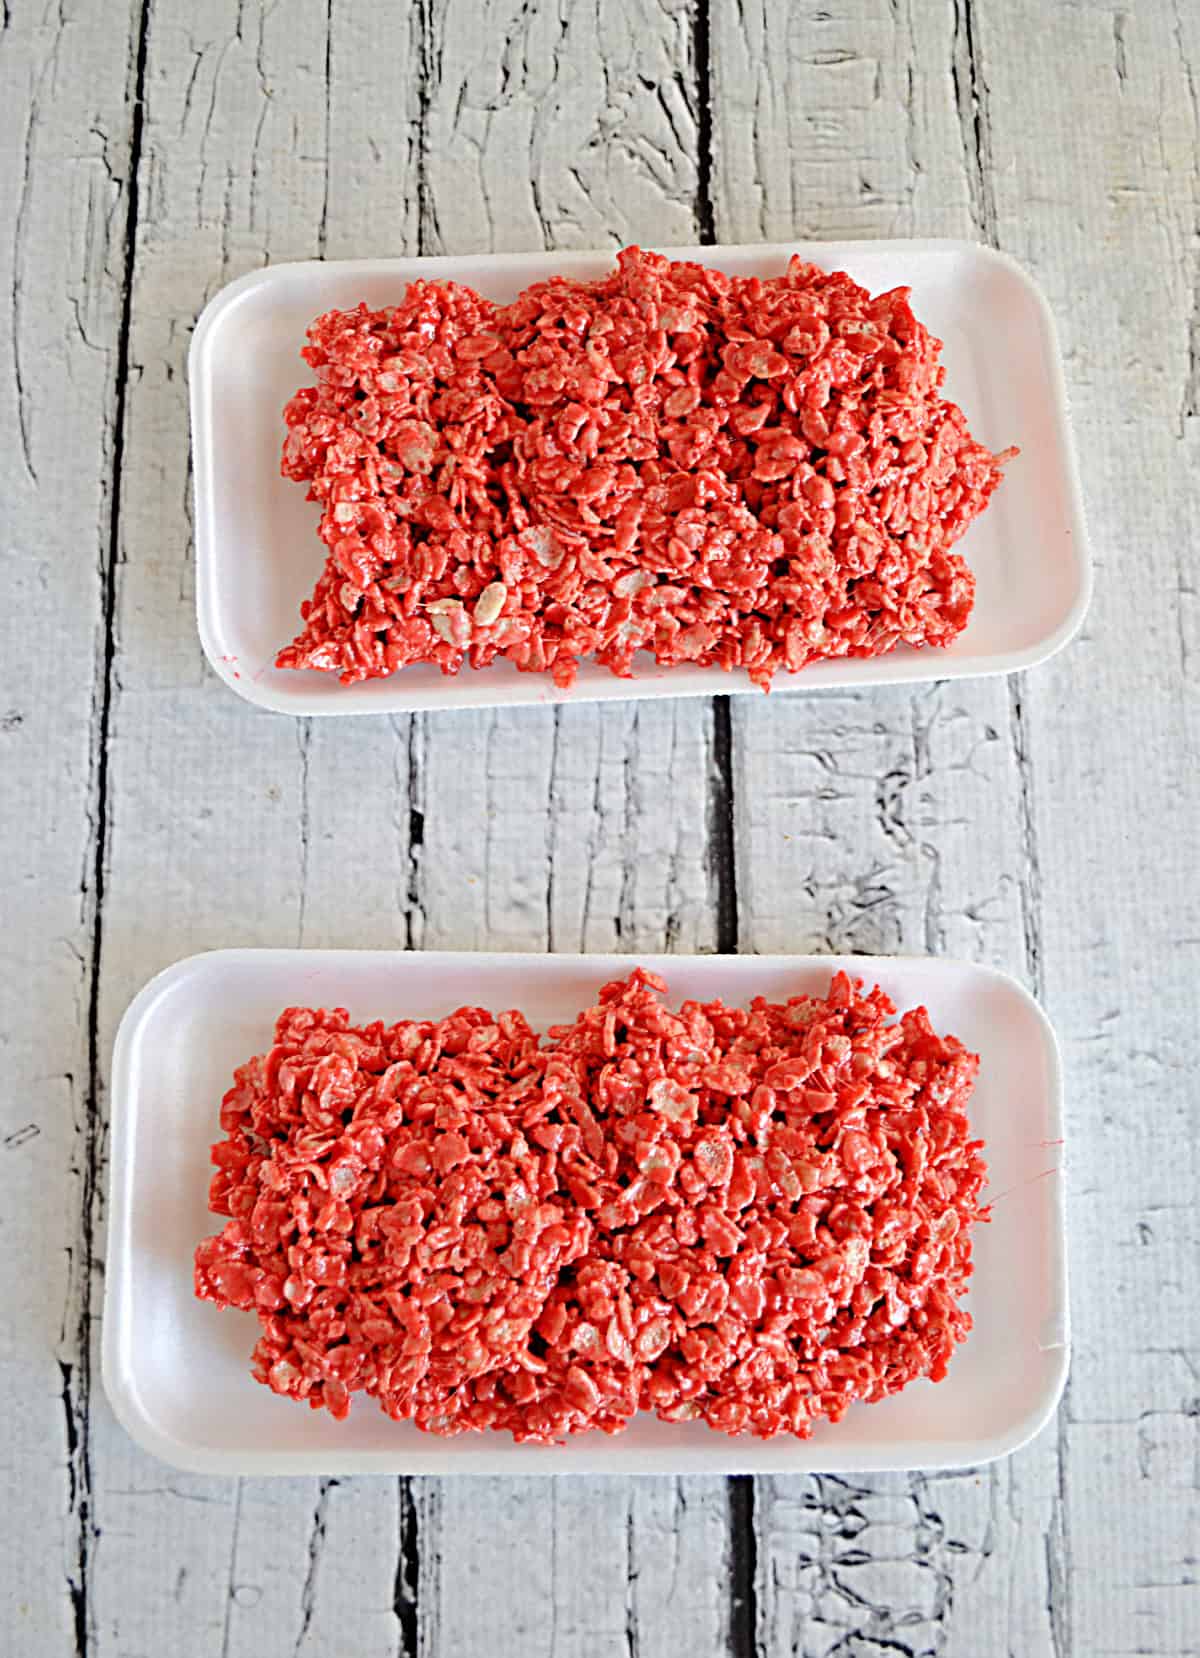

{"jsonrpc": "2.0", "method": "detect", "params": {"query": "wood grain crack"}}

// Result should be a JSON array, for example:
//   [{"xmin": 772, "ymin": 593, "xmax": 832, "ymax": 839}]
[
  {"xmin": 318, "ymin": 0, "xmax": 331, "ymax": 256},
  {"xmin": 296, "ymin": 717, "xmax": 312, "ymax": 947},
  {"xmin": 1045, "ymin": 1519, "xmax": 1069, "ymax": 1658},
  {"xmin": 545, "ymin": 706, "xmax": 564, "ymax": 951},
  {"xmin": 390, "ymin": 715, "xmax": 426, "ymax": 952},
  {"xmin": 616, "ymin": 707, "xmax": 642, "ymax": 942},
  {"xmin": 728, "ymin": 1475, "xmax": 758, "ymax": 1657},
  {"xmin": 66, "ymin": 5, "xmax": 152, "ymax": 1653},
  {"xmin": 624, "ymin": 1499, "xmax": 640, "ymax": 1658},
  {"xmin": 951, "ymin": 0, "xmax": 997, "ymax": 244},
  {"xmin": 218, "ymin": 1479, "xmax": 244, "ymax": 1658},
  {"xmin": 758, "ymin": 1474, "xmax": 1004, "ymax": 1655},
  {"xmin": 293, "ymin": 1478, "xmax": 337, "ymax": 1656},
  {"xmin": 663, "ymin": 709, "xmax": 685, "ymax": 951},
  {"xmin": 1006, "ymin": 680, "xmax": 1043, "ymax": 997},
  {"xmin": 1112, "ymin": 10, "xmax": 1128, "ymax": 89},
  {"xmin": 578, "ymin": 715, "xmax": 607, "ymax": 952},
  {"xmin": 393, "ymin": 1477, "xmax": 420, "ymax": 1657},
  {"xmin": 58, "ymin": 1359, "xmax": 87, "ymax": 1654},
  {"xmin": 1172, "ymin": 0, "xmax": 1200, "ymax": 432},
  {"xmin": 412, "ymin": 0, "xmax": 439, "ymax": 253},
  {"xmin": 709, "ymin": 697, "xmax": 739, "ymax": 953},
  {"xmin": 691, "ymin": 0, "xmax": 716, "ymax": 243},
  {"xmin": 13, "ymin": 86, "xmax": 41, "ymax": 482}
]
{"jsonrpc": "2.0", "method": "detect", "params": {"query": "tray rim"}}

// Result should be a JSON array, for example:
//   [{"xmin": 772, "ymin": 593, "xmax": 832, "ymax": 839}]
[
  {"xmin": 189, "ymin": 237, "xmax": 1092, "ymax": 717},
  {"xmin": 103, "ymin": 946, "xmax": 1069, "ymax": 1476}
]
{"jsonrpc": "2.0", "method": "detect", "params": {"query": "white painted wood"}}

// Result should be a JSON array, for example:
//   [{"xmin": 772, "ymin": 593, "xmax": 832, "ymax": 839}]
[
  {"xmin": 3, "ymin": 0, "xmax": 1198, "ymax": 1652},
  {"xmin": 0, "ymin": 0, "xmax": 137, "ymax": 1647},
  {"xmin": 711, "ymin": 0, "xmax": 973, "ymax": 244},
  {"xmin": 415, "ymin": 700, "xmax": 718, "ymax": 956},
  {"xmin": 420, "ymin": 0, "xmax": 703, "ymax": 256},
  {"xmin": 418, "ymin": 1476, "xmax": 731, "ymax": 1655},
  {"xmin": 981, "ymin": 6, "xmax": 1200, "ymax": 1655}
]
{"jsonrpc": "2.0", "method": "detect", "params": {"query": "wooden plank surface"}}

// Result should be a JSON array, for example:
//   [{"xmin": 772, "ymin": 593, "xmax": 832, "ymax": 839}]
[
  {"xmin": 0, "ymin": 2, "xmax": 140, "ymax": 1648},
  {"xmin": 982, "ymin": 10, "xmax": 1199, "ymax": 1654},
  {"xmin": 0, "ymin": 0, "xmax": 1196, "ymax": 1654}
]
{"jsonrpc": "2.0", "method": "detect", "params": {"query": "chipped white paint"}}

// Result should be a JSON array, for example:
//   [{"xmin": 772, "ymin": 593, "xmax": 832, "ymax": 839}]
[
  {"xmin": 982, "ymin": 9, "xmax": 1200, "ymax": 1655},
  {"xmin": 1, "ymin": 1, "xmax": 1196, "ymax": 1656}
]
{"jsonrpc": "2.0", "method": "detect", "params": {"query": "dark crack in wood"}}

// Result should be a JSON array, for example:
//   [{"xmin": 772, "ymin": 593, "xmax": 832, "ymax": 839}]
[
  {"xmin": 691, "ymin": 0, "xmax": 716, "ymax": 244},
  {"xmin": 293, "ymin": 1478, "xmax": 337, "ymax": 1655},
  {"xmin": 710, "ymin": 697, "xmax": 739, "ymax": 954},
  {"xmin": 951, "ymin": 0, "xmax": 998, "ymax": 244},
  {"xmin": 67, "ymin": 4, "xmax": 152, "ymax": 1652},
  {"xmin": 728, "ymin": 1475, "xmax": 758, "ymax": 1658},
  {"xmin": 393, "ymin": 1478, "xmax": 420, "ymax": 1657}
]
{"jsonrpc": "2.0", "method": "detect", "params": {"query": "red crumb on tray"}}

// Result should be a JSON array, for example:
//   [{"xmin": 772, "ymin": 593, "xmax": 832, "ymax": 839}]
[
  {"xmin": 276, "ymin": 249, "xmax": 1014, "ymax": 689},
  {"xmin": 195, "ymin": 971, "xmax": 987, "ymax": 1444}
]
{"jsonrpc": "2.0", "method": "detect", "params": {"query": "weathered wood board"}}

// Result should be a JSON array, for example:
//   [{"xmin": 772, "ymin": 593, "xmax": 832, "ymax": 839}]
[{"xmin": 1, "ymin": 1, "xmax": 1195, "ymax": 1653}]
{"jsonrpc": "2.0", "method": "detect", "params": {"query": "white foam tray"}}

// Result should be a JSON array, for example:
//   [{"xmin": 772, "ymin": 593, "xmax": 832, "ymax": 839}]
[
  {"xmin": 103, "ymin": 950, "xmax": 1068, "ymax": 1475},
  {"xmin": 190, "ymin": 240, "xmax": 1090, "ymax": 715}
]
